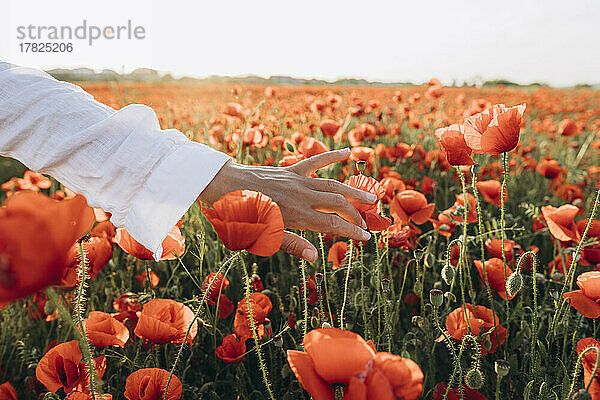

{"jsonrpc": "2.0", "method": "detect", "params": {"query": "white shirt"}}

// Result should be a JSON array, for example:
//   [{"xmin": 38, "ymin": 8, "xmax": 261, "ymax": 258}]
[{"xmin": 0, "ymin": 62, "xmax": 231, "ymax": 261}]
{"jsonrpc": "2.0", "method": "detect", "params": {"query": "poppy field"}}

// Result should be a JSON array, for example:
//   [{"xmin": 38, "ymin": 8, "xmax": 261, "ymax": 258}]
[{"xmin": 1, "ymin": 79, "xmax": 600, "ymax": 400}]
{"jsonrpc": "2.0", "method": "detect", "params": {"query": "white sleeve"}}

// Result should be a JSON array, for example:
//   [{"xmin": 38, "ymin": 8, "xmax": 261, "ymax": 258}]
[{"xmin": 0, "ymin": 62, "xmax": 231, "ymax": 261}]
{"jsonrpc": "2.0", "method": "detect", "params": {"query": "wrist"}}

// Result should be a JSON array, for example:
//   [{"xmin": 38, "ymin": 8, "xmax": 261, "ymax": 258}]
[{"xmin": 198, "ymin": 160, "xmax": 249, "ymax": 204}]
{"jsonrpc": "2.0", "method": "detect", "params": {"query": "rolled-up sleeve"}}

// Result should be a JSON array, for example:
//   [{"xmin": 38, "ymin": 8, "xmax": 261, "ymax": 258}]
[{"xmin": 0, "ymin": 62, "xmax": 231, "ymax": 261}]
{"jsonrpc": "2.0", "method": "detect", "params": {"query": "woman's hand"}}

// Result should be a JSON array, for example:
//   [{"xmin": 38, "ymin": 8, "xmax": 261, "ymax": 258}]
[{"xmin": 199, "ymin": 148, "xmax": 376, "ymax": 262}]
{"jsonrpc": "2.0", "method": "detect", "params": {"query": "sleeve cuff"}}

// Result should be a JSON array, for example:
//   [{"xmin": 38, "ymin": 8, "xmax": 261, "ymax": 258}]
[{"xmin": 122, "ymin": 141, "xmax": 231, "ymax": 261}]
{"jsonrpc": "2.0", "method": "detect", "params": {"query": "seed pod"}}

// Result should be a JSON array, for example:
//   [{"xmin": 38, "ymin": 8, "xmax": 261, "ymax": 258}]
[
  {"xmin": 494, "ymin": 359, "xmax": 510, "ymax": 378},
  {"xmin": 429, "ymin": 289, "xmax": 444, "ymax": 307},
  {"xmin": 381, "ymin": 278, "xmax": 391, "ymax": 293},
  {"xmin": 441, "ymin": 264, "xmax": 455, "ymax": 285},
  {"xmin": 413, "ymin": 281, "xmax": 423, "ymax": 295},
  {"xmin": 314, "ymin": 272, "xmax": 324, "ymax": 286},
  {"xmin": 356, "ymin": 160, "xmax": 366, "ymax": 172},
  {"xmin": 506, "ymin": 270, "xmax": 524, "ymax": 297},
  {"xmin": 482, "ymin": 335, "xmax": 492, "ymax": 352},
  {"xmin": 273, "ymin": 335, "xmax": 284, "ymax": 347},
  {"xmin": 465, "ymin": 368, "xmax": 484, "ymax": 390}
]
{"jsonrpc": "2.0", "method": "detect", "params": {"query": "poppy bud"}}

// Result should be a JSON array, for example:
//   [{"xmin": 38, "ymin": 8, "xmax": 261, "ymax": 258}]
[
  {"xmin": 444, "ymin": 292, "xmax": 456, "ymax": 303},
  {"xmin": 273, "ymin": 335, "xmax": 283, "ymax": 347},
  {"xmin": 321, "ymin": 322, "xmax": 332, "ymax": 328},
  {"xmin": 413, "ymin": 282, "xmax": 422, "ymax": 296},
  {"xmin": 43, "ymin": 300, "xmax": 55, "ymax": 316},
  {"xmin": 506, "ymin": 270, "xmax": 523, "ymax": 297},
  {"xmin": 434, "ymin": 281, "xmax": 443, "ymax": 289},
  {"xmin": 482, "ymin": 335, "xmax": 492, "ymax": 352},
  {"xmin": 441, "ymin": 264, "xmax": 455, "ymax": 285},
  {"xmin": 571, "ymin": 389, "xmax": 592, "ymax": 400},
  {"xmin": 465, "ymin": 368, "xmax": 484, "ymax": 390},
  {"xmin": 495, "ymin": 359, "xmax": 510, "ymax": 378},
  {"xmin": 356, "ymin": 160, "xmax": 366, "ymax": 172},
  {"xmin": 285, "ymin": 141, "xmax": 295, "ymax": 153},
  {"xmin": 310, "ymin": 316, "xmax": 319, "ymax": 328},
  {"xmin": 381, "ymin": 278, "xmax": 391, "ymax": 293},
  {"xmin": 471, "ymin": 164, "xmax": 480, "ymax": 174},
  {"xmin": 429, "ymin": 289, "xmax": 443, "ymax": 307},
  {"xmin": 412, "ymin": 315, "xmax": 424, "ymax": 328}
]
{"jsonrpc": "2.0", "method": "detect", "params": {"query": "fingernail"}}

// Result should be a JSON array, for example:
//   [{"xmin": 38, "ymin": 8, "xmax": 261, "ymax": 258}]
[
  {"xmin": 360, "ymin": 219, "xmax": 368, "ymax": 230},
  {"xmin": 341, "ymin": 147, "xmax": 351, "ymax": 154},
  {"xmin": 302, "ymin": 248, "xmax": 317, "ymax": 262},
  {"xmin": 366, "ymin": 193, "xmax": 377, "ymax": 203},
  {"xmin": 361, "ymin": 230, "xmax": 372, "ymax": 241}
]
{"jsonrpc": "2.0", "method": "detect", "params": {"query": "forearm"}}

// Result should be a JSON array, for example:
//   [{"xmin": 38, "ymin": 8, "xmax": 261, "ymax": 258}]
[{"xmin": 0, "ymin": 62, "xmax": 230, "ymax": 260}]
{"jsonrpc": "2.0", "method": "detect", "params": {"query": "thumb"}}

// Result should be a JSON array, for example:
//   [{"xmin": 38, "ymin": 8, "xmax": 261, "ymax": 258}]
[{"xmin": 280, "ymin": 231, "xmax": 318, "ymax": 262}]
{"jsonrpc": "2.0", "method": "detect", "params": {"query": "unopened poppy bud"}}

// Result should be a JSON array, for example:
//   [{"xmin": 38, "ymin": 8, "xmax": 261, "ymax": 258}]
[
  {"xmin": 381, "ymin": 278, "xmax": 391, "ymax": 293},
  {"xmin": 571, "ymin": 389, "xmax": 592, "ymax": 400},
  {"xmin": 550, "ymin": 289, "xmax": 559, "ymax": 300},
  {"xmin": 412, "ymin": 315, "xmax": 424, "ymax": 328},
  {"xmin": 321, "ymin": 322, "xmax": 332, "ymax": 328},
  {"xmin": 413, "ymin": 281, "xmax": 422, "ymax": 295},
  {"xmin": 506, "ymin": 270, "xmax": 523, "ymax": 297},
  {"xmin": 434, "ymin": 281, "xmax": 443, "ymax": 289},
  {"xmin": 441, "ymin": 264, "xmax": 455, "ymax": 285},
  {"xmin": 471, "ymin": 164, "xmax": 480, "ymax": 174},
  {"xmin": 482, "ymin": 335, "xmax": 492, "ymax": 352},
  {"xmin": 273, "ymin": 335, "xmax": 284, "ymax": 347},
  {"xmin": 573, "ymin": 198, "xmax": 584, "ymax": 207},
  {"xmin": 552, "ymin": 271, "xmax": 564, "ymax": 281},
  {"xmin": 314, "ymin": 272, "xmax": 324, "ymax": 286},
  {"xmin": 430, "ymin": 289, "xmax": 444, "ymax": 307},
  {"xmin": 495, "ymin": 359, "xmax": 510, "ymax": 378},
  {"xmin": 444, "ymin": 292, "xmax": 456, "ymax": 303},
  {"xmin": 310, "ymin": 316, "xmax": 319, "ymax": 328},
  {"xmin": 356, "ymin": 160, "xmax": 366, "ymax": 172},
  {"xmin": 465, "ymin": 368, "xmax": 484, "ymax": 390},
  {"xmin": 43, "ymin": 300, "xmax": 55, "ymax": 316},
  {"xmin": 285, "ymin": 141, "xmax": 295, "ymax": 153},
  {"xmin": 289, "ymin": 297, "xmax": 298, "ymax": 309}
]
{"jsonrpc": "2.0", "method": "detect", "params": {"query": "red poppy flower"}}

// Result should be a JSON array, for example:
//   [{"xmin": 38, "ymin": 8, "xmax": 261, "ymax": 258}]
[
  {"xmin": 390, "ymin": 190, "xmax": 435, "ymax": 225},
  {"xmin": 541, "ymin": 204, "xmax": 581, "ymax": 242},
  {"xmin": 474, "ymin": 258, "xmax": 515, "ymax": 300},
  {"xmin": 345, "ymin": 175, "xmax": 391, "ymax": 232},
  {"xmin": 380, "ymin": 177, "xmax": 407, "ymax": 204},
  {"xmin": 451, "ymin": 193, "xmax": 478, "ymax": 224},
  {"xmin": 378, "ymin": 224, "xmax": 413, "ymax": 250},
  {"xmin": 62, "ymin": 235, "xmax": 113, "ymax": 288},
  {"xmin": 202, "ymin": 272, "xmax": 234, "ymax": 318},
  {"xmin": 441, "ymin": 304, "xmax": 506, "ymax": 354},
  {"xmin": 433, "ymin": 382, "xmax": 488, "ymax": 400},
  {"xmin": 0, "ymin": 192, "xmax": 94, "ymax": 303},
  {"xmin": 135, "ymin": 271, "xmax": 160, "ymax": 288},
  {"xmin": 558, "ymin": 118, "xmax": 580, "ymax": 137},
  {"xmin": 202, "ymin": 190, "xmax": 284, "ymax": 257},
  {"xmin": 476, "ymin": 180, "xmax": 506, "ymax": 208},
  {"xmin": 0, "ymin": 382, "xmax": 17, "ymax": 400},
  {"xmin": 90, "ymin": 221, "xmax": 116, "ymax": 241},
  {"xmin": 327, "ymin": 241, "xmax": 358, "ymax": 269},
  {"xmin": 576, "ymin": 337, "xmax": 600, "ymax": 399},
  {"xmin": 298, "ymin": 137, "xmax": 329, "ymax": 158},
  {"xmin": 463, "ymin": 104, "xmax": 526, "ymax": 155},
  {"xmin": 564, "ymin": 271, "xmax": 600, "ymax": 318},
  {"xmin": 67, "ymin": 392, "xmax": 112, "ymax": 400},
  {"xmin": 484, "ymin": 238, "xmax": 515, "ymax": 262},
  {"xmin": 134, "ymin": 299, "xmax": 197, "ymax": 345},
  {"xmin": 124, "ymin": 368, "xmax": 182, "ymax": 400},
  {"xmin": 83, "ymin": 311, "xmax": 130, "ymax": 348},
  {"xmin": 35, "ymin": 340, "xmax": 106, "ymax": 394},
  {"xmin": 112, "ymin": 293, "xmax": 141, "ymax": 328},
  {"xmin": 216, "ymin": 334, "xmax": 246, "ymax": 363},
  {"xmin": 320, "ymin": 119, "xmax": 341, "ymax": 137},
  {"xmin": 234, "ymin": 292, "xmax": 273, "ymax": 340},
  {"xmin": 287, "ymin": 328, "xmax": 423, "ymax": 400},
  {"xmin": 224, "ymin": 102, "xmax": 244, "ymax": 118},
  {"xmin": 114, "ymin": 225, "xmax": 185, "ymax": 261},
  {"xmin": 435, "ymin": 124, "xmax": 474, "ymax": 166},
  {"xmin": 536, "ymin": 158, "xmax": 564, "ymax": 180}
]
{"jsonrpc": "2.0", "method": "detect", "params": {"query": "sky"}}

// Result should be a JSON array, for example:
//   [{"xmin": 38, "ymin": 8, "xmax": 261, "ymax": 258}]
[{"xmin": 1, "ymin": 0, "xmax": 599, "ymax": 86}]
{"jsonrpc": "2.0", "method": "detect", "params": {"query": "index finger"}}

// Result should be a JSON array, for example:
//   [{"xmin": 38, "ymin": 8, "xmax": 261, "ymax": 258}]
[
  {"xmin": 288, "ymin": 148, "xmax": 351, "ymax": 176},
  {"xmin": 306, "ymin": 178, "xmax": 377, "ymax": 205}
]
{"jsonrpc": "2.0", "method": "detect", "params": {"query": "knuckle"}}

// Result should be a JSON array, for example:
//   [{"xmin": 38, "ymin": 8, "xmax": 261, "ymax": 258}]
[
  {"xmin": 332, "ymin": 194, "xmax": 348, "ymax": 209},
  {"xmin": 329, "ymin": 215, "xmax": 343, "ymax": 231}
]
